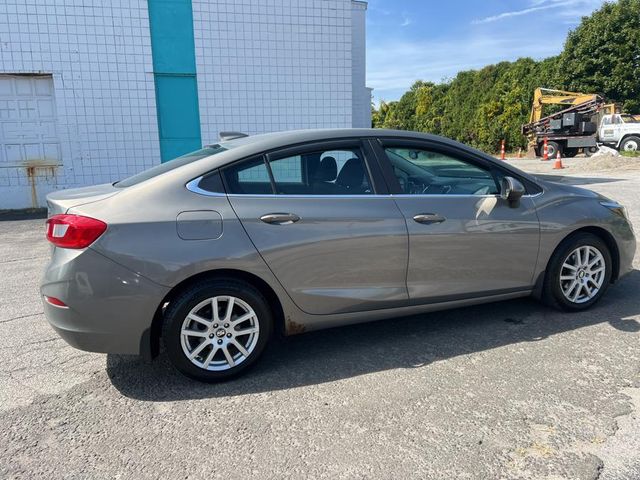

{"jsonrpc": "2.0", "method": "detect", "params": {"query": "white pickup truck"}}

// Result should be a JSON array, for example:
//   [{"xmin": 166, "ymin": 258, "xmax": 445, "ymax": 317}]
[{"xmin": 598, "ymin": 114, "xmax": 640, "ymax": 152}]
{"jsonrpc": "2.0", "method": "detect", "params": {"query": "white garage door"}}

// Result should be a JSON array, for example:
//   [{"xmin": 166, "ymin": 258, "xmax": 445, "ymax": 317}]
[{"xmin": 0, "ymin": 75, "xmax": 61, "ymax": 166}]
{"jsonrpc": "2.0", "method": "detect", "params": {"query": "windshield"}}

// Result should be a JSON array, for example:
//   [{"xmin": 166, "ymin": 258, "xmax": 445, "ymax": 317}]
[
  {"xmin": 114, "ymin": 145, "xmax": 228, "ymax": 188},
  {"xmin": 621, "ymin": 114, "xmax": 640, "ymax": 124}
]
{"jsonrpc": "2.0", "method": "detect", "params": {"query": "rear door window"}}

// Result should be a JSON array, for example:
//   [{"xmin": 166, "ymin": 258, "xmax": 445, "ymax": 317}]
[
  {"xmin": 222, "ymin": 146, "xmax": 373, "ymax": 195},
  {"xmin": 268, "ymin": 148, "xmax": 371, "ymax": 195}
]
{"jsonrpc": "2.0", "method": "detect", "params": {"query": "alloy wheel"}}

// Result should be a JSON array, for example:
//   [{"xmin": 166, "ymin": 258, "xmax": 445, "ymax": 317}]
[
  {"xmin": 180, "ymin": 296, "xmax": 260, "ymax": 371},
  {"xmin": 559, "ymin": 245, "xmax": 606, "ymax": 304}
]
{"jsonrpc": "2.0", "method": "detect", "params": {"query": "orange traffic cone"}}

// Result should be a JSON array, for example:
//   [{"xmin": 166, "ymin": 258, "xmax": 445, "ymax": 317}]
[
  {"xmin": 500, "ymin": 140, "xmax": 506, "ymax": 160},
  {"xmin": 553, "ymin": 150, "xmax": 564, "ymax": 169},
  {"xmin": 542, "ymin": 138, "xmax": 549, "ymax": 161}
]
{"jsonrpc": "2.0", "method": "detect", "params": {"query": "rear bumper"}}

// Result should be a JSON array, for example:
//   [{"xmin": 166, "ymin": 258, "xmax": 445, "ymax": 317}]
[{"xmin": 40, "ymin": 247, "xmax": 169, "ymax": 355}]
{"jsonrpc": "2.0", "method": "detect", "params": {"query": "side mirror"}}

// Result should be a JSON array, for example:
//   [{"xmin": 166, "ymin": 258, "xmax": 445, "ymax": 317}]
[{"xmin": 500, "ymin": 176, "xmax": 525, "ymax": 208}]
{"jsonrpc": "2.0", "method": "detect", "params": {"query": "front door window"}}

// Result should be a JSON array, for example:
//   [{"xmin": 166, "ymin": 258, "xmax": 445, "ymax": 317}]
[{"xmin": 385, "ymin": 147, "xmax": 499, "ymax": 196}]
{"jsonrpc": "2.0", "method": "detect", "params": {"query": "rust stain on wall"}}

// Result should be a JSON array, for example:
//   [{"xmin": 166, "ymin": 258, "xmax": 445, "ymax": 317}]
[{"xmin": 23, "ymin": 159, "xmax": 59, "ymax": 208}]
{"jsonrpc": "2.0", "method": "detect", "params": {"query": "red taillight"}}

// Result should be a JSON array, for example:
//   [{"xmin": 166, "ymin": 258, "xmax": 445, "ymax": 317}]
[{"xmin": 46, "ymin": 214, "xmax": 107, "ymax": 249}]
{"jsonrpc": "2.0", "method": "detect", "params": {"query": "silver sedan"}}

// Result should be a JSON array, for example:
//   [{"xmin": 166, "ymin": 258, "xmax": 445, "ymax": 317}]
[{"xmin": 41, "ymin": 129, "xmax": 636, "ymax": 381}]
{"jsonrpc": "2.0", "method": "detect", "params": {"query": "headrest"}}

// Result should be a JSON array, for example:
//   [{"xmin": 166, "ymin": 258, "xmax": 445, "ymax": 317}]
[
  {"xmin": 336, "ymin": 158, "xmax": 364, "ymax": 188},
  {"xmin": 316, "ymin": 156, "xmax": 337, "ymax": 182}
]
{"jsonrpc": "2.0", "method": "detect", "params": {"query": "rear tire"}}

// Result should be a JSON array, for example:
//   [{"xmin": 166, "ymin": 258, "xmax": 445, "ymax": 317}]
[
  {"xmin": 542, "ymin": 233, "xmax": 612, "ymax": 311},
  {"xmin": 546, "ymin": 141, "xmax": 561, "ymax": 159},
  {"xmin": 584, "ymin": 146, "xmax": 599, "ymax": 157},
  {"xmin": 162, "ymin": 278, "xmax": 273, "ymax": 382}
]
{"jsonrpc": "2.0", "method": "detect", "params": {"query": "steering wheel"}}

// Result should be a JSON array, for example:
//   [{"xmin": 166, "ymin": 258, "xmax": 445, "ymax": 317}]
[{"xmin": 422, "ymin": 184, "xmax": 452, "ymax": 195}]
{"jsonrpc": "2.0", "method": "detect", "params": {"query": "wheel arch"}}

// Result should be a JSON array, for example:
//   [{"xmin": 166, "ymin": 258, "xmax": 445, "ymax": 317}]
[
  {"xmin": 533, "ymin": 225, "xmax": 621, "ymax": 300},
  {"xmin": 574, "ymin": 226, "xmax": 621, "ymax": 282},
  {"xmin": 144, "ymin": 269, "xmax": 286, "ymax": 360}
]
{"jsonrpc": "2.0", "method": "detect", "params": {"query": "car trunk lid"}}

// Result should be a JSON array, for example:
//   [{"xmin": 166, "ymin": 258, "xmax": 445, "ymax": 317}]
[{"xmin": 46, "ymin": 183, "xmax": 121, "ymax": 216}]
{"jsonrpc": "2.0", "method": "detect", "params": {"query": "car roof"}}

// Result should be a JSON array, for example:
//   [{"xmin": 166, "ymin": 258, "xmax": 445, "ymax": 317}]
[{"xmin": 216, "ymin": 128, "xmax": 451, "ymax": 151}]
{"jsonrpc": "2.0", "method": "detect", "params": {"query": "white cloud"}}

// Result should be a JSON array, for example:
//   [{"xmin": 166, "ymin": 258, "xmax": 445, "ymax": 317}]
[
  {"xmin": 471, "ymin": 0, "xmax": 604, "ymax": 24},
  {"xmin": 471, "ymin": 3, "xmax": 563, "ymax": 24}
]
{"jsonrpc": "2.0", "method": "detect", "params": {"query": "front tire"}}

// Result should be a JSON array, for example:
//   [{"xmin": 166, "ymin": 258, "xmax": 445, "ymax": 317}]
[
  {"xmin": 621, "ymin": 136, "xmax": 640, "ymax": 152},
  {"xmin": 162, "ymin": 278, "xmax": 273, "ymax": 382},
  {"xmin": 542, "ymin": 233, "xmax": 612, "ymax": 311}
]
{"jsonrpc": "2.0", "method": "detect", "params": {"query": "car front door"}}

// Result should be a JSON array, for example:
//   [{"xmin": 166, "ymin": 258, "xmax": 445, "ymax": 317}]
[
  {"xmin": 222, "ymin": 140, "xmax": 409, "ymax": 315},
  {"xmin": 372, "ymin": 138, "xmax": 540, "ymax": 304}
]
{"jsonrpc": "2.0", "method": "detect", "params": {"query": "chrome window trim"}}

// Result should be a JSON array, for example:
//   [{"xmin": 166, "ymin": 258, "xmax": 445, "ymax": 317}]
[
  {"xmin": 392, "ymin": 194, "xmax": 500, "ymax": 199},
  {"xmin": 187, "ymin": 175, "xmax": 543, "ymax": 199},
  {"xmin": 225, "ymin": 193, "xmax": 538, "ymax": 199},
  {"xmin": 393, "ymin": 191, "xmax": 541, "ymax": 199},
  {"xmin": 227, "ymin": 193, "xmax": 388, "ymax": 199},
  {"xmin": 185, "ymin": 177, "xmax": 226, "ymax": 197}
]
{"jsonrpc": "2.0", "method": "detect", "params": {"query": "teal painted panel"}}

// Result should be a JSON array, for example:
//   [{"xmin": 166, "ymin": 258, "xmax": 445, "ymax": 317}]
[
  {"xmin": 155, "ymin": 75, "xmax": 201, "ymax": 161},
  {"xmin": 147, "ymin": 0, "xmax": 196, "ymax": 74},
  {"xmin": 147, "ymin": 0, "xmax": 202, "ymax": 162},
  {"xmin": 159, "ymin": 138, "xmax": 201, "ymax": 161}
]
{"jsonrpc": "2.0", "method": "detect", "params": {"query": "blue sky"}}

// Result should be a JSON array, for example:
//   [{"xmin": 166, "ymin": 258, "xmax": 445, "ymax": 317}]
[{"xmin": 367, "ymin": 0, "xmax": 608, "ymax": 102}]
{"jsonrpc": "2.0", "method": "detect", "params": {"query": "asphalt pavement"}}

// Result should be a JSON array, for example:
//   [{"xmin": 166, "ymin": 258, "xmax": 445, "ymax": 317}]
[{"xmin": 1, "ymin": 165, "xmax": 639, "ymax": 479}]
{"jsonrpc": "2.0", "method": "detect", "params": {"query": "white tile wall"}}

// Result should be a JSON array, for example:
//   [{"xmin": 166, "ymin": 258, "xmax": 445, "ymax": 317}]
[
  {"xmin": 0, "ymin": 0, "xmax": 368, "ymax": 208},
  {"xmin": 351, "ymin": 1, "xmax": 371, "ymax": 128},
  {"xmin": 0, "ymin": 0, "xmax": 158, "ymax": 208},
  {"xmin": 192, "ymin": 0, "xmax": 358, "ymax": 145}
]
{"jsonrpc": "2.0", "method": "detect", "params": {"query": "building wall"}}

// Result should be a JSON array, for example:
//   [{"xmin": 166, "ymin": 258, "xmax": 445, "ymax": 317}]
[
  {"xmin": 0, "ymin": 0, "xmax": 368, "ymax": 209},
  {"xmin": 0, "ymin": 0, "xmax": 159, "ymax": 209},
  {"xmin": 193, "ymin": 0, "xmax": 355, "ymax": 144},
  {"xmin": 351, "ymin": 1, "xmax": 370, "ymax": 128}
]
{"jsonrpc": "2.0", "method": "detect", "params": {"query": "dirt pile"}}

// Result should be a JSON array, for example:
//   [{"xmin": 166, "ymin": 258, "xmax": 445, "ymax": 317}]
[{"xmin": 579, "ymin": 154, "xmax": 640, "ymax": 172}]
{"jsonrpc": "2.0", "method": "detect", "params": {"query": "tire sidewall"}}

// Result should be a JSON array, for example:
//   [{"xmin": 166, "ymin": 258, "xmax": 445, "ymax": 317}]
[
  {"xmin": 584, "ymin": 146, "xmax": 598, "ymax": 157},
  {"xmin": 162, "ymin": 280, "xmax": 273, "ymax": 382},
  {"xmin": 546, "ymin": 233, "xmax": 612, "ymax": 311},
  {"xmin": 622, "ymin": 136, "xmax": 640, "ymax": 152},
  {"xmin": 546, "ymin": 141, "xmax": 560, "ymax": 158}
]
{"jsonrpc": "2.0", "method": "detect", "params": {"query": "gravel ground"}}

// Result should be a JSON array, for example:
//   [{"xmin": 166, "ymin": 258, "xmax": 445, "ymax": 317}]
[
  {"xmin": 503, "ymin": 154, "xmax": 640, "ymax": 175},
  {"xmin": 0, "ymin": 162, "xmax": 639, "ymax": 479}
]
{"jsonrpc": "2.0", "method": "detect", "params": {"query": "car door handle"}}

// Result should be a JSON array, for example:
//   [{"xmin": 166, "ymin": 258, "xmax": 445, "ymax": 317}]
[
  {"xmin": 413, "ymin": 213, "xmax": 446, "ymax": 225},
  {"xmin": 260, "ymin": 213, "xmax": 301, "ymax": 225}
]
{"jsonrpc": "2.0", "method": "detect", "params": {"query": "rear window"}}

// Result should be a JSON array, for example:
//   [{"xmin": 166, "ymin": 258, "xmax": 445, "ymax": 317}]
[{"xmin": 114, "ymin": 145, "xmax": 228, "ymax": 188}]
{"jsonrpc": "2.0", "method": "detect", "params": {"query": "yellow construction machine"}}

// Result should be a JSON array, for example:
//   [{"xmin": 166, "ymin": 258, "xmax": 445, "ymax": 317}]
[
  {"xmin": 528, "ymin": 88, "xmax": 601, "ymax": 124},
  {"xmin": 523, "ymin": 88, "xmax": 622, "ymax": 157}
]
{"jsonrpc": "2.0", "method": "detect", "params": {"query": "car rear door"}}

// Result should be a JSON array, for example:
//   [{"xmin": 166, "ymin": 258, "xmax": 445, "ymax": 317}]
[
  {"xmin": 222, "ymin": 139, "xmax": 409, "ymax": 315},
  {"xmin": 371, "ymin": 138, "xmax": 540, "ymax": 304}
]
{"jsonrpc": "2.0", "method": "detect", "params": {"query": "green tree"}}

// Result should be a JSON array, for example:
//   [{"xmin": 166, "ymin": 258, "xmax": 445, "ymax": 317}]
[{"xmin": 559, "ymin": 0, "xmax": 640, "ymax": 113}]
